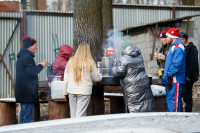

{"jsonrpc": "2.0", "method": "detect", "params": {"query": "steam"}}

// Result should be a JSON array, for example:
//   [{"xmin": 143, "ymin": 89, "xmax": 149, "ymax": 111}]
[
  {"xmin": 122, "ymin": 0, "xmax": 128, "ymax": 4},
  {"xmin": 102, "ymin": 29, "xmax": 123, "ymax": 62}
]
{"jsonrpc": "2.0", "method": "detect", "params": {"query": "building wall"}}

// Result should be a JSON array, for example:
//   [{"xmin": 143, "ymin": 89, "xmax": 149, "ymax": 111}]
[{"xmin": 0, "ymin": 1, "xmax": 20, "ymax": 12}]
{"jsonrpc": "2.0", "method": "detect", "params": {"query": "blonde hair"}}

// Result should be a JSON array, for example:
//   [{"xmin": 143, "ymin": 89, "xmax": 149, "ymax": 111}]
[{"xmin": 68, "ymin": 43, "xmax": 95, "ymax": 84}]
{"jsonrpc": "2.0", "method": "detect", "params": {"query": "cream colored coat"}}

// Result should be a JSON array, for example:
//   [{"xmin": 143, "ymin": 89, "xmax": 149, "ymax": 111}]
[{"xmin": 63, "ymin": 62, "xmax": 102, "ymax": 95}]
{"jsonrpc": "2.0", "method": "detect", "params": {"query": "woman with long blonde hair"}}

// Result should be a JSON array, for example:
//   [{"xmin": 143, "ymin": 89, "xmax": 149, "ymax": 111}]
[{"xmin": 63, "ymin": 42, "xmax": 102, "ymax": 118}]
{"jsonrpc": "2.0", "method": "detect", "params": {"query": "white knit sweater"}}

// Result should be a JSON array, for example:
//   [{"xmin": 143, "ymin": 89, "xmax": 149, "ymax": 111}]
[{"xmin": 63, "ymin": 63, "xmax": 102, "ymax": 95}]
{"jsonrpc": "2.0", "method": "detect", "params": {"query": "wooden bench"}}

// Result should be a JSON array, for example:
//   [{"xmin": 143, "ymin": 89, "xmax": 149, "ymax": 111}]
[
  {"xmin": 104, "ymin": 93, "xmax": 125, "ymax": 114},
  {"xmin": 0, "ymin": 98, "xmax": 48, "ymax": 126},
  {"xmin": 48, "ymin": 85, "xmax": 104, "ymax": 120},
  {"xmin": 104, "ymin": 92, "xmax": 167, "ymax": 113}
]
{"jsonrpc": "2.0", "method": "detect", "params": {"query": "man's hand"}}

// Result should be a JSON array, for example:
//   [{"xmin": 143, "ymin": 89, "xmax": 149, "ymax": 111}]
[
  {"xmin": 154, "ymin": 52, "xmax": 158, "ymax": 59},
  {"xmin": 186, "ymin": 77, "xmax": 191, "ymax": 82},
  {"xmin": 167, "ymin": 75, "xmax": 173, "ymax": 90},
  {"xmin": 157, "ymin": 68, "xmax": 164, "ymax": 72},
  {"xmin": 40, "ymin": 61, "xmax": 47, "ymax": 68},
  {"xmin": 112, "ymin": 67, "xmax": 116, "ymax": 71},
  {"xmin": 158, "ymin": 54, "xmax": 165, "ymax": 60}
]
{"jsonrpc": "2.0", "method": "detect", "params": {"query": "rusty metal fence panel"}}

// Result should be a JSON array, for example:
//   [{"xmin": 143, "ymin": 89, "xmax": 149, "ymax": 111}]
[
  {"xmin": 0, "ymin": 12, "xmax": 22, "ymax": 98},
  {"xmin": 26, "ymin": 10, "xmax": 73, "ymax": 81}
]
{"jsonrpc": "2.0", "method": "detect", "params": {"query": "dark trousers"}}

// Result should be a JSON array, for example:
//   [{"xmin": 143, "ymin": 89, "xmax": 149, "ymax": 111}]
[{"xmin": 182, "ymin": 81, "xmax": 194, "ymax": 112}]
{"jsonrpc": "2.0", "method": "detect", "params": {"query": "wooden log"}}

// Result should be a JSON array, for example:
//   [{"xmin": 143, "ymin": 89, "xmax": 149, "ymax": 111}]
[
  {"xmin": 0, "ymin": 102, "xmax": 16, "ymax": 125},
  {"xmin": 110, "ymin": 96, "xmax": 125, "ymax": 114},
  {"xmin": 49, "ymin": 101, "xmax": 70, "ymax": 120},
  {"xmin": 153, "ymin": 96, "xmax": 167, "ymax": 112}
]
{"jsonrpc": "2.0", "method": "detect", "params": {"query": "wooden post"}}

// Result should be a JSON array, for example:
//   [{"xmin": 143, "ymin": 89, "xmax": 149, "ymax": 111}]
[
  {"xmin": 34, "ymin": 103, "xmax": 40, "ymax": 121},
  {"xmin": 151, "ymin": 23, "xmax": 158, "ymax": 60},
  {"xmin": 20, "ymin": 11, "xmax": 27, "ymax": 48},
  {"xmin": 87, "ymin": 96, "xmax": 94, "ymax": 116},
  {"xmin": 172, "ymin": 7, "xmax": 176, "ymax": 19},
  {"xmin": 0, "ymin": 102, "xmax": 16, "ymax": 126},
  {"xmin": 49, "ymin": 101, "xmax": 70, "ymax": 120},
  {"xmin": 186, "ymin": 17, "xmax": 190, "ymax": 34},
  {"xmin": 152, "ymin": 96, "xmax": 167, "ymax": 112},
  {"xmin": 110, "ymin": 97, "xmax": 125, "ymax": 114},
  {"xmin": 92, "ymin": 86, "xmax": 104, "ymax": 115}
]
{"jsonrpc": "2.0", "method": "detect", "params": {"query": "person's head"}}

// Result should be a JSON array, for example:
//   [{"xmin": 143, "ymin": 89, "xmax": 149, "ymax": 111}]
[
  {"xmin": 166, "ymin": 28, "xmax": 180, "ymax": 45},
  {"xmin": 68, "ymin": 42, "xmax": 95, "ymax": 84},
  {"xmin": 121, "ymin": 35, "xmax": 133, "ymax": 50},
  {"xmin": 58, "ymin": 45, "xmax": 75, "ymax": 59},
  {"xmin": 179, "ymin": 32, "xmax": 188, "ymax": 44},
  {"xmin": 160, "ymin": 29, "xmax": 168, "ymax": 45},
  {"xmin": 23, "ymin": 36, "xmax": 38, "ymax": 54}
]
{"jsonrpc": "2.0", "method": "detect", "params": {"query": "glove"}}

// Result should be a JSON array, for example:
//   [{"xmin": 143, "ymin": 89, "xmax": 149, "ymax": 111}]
[{"xmin": 167, "ymin": 75, "xmax": 172, "ymax": 90}]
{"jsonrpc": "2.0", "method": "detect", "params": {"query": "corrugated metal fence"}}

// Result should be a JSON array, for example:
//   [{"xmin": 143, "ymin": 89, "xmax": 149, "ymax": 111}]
[{"xmin": 1, "ymin": 4, "xmax": 200, "ymax": 98}]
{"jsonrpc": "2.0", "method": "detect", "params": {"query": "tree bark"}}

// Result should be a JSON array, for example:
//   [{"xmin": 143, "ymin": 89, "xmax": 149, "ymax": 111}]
[
  {"xmin": 30, "ymin": 0, "xmax": 38, "ymax": 10},
  {"xmin": 182, "ymin": 0, "xmax": 195, "ymax": 5},
  {"xmin": 102, "ymin": 0, "xmax": 113, "ymax": 45},
  {"xmin": 73, "ymin": 0, "xmax": 103, "ymax": 61}
]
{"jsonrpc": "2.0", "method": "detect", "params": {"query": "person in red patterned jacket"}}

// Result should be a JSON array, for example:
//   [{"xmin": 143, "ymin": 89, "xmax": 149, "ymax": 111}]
[{"xmin": 53, "ymin": 45, "xmax": 74, "ymax": 81}]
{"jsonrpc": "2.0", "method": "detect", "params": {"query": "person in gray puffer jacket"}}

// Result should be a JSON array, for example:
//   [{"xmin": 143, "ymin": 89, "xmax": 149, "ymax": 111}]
[{"xmin": 112, "ymin": 35, "xmax": 155, "ymax": 112}]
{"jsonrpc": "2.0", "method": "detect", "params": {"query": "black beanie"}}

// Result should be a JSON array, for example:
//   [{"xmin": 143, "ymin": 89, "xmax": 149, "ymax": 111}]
[
  {"xmin": 23, "ymin": 36, "xmax": 37, "ymax": 48},
  {"xmin": 179, "ymin": 32, "xmax": 188, "ymax": 41}
]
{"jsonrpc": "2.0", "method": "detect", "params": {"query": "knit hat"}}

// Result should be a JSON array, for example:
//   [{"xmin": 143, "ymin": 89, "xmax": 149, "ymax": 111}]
[
  {"xmin": 179, "ymin": 32, "xmax": 188, "ymax": 41},
  {"xmin": 160, "ymin": 29, "xmax": 169, "ymax": 38},
  {"xmin": 121, "ymin": 35, "xmax": 133, "ymax": 50},
  {"xmin": 166, "ymin": 28, "xmax": 180, "ymax": 39},
  {"xmin": 23, "ymin": 36, "xmax": 37, "ymax": 48}
]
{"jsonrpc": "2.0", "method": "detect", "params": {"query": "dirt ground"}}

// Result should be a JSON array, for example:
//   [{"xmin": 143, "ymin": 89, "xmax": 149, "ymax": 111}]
[{"xmin": 15, "ymin": 80, "xmax": 200, "ymax": 122}]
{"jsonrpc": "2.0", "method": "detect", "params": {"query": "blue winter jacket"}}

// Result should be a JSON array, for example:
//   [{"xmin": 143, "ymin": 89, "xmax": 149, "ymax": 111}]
[
  {"xmin": 15, "ymin": 47, "xmax": 43, "ymax": 103},
  {"xmin": 162, "ymin": 38, "xmax": 185, "ymax": 85}
]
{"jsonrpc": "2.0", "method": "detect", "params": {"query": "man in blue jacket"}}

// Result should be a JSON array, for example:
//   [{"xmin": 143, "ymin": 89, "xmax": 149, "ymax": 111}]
[
  {"xmin": 15, "ymin": 36, "xmax": 47, "ymax": 123},
  {"xmin": 162, "ymin": 28, "xmax": 185, "ymax": 112}
]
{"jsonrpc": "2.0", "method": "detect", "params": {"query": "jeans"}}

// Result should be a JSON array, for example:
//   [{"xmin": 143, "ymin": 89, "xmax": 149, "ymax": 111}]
[{"xmin": 19, "ymin": 103, "xmax": 34, "ymax": 124}]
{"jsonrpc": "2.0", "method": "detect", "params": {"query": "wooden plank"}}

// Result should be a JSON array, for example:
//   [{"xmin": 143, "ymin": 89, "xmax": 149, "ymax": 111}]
[
  {"xmin": 49, "ymin": 101, "xmax": 70, "ymax": 120},
  {"xmin": 0, "ymin": 98, "xmax": 49, "ymax": 103},
  {"xmin": 0, "ymin": 21, "xmax": 20, "ymax": 63},
  {"xmin": 151, "ymin": 23, "xmax": 158, "ymax": 60},
  {"xmin": 0, "ymin": 102, "xmax": 16, "ymax": 126}
]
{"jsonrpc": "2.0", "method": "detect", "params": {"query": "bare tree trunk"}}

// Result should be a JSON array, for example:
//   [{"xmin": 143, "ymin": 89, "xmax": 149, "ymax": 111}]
[
  {"xmin": 21, "ymin": 0, "xmax": 27, "ymax": 10},
  {"xmin": 73, "ymin": 0, "xmax": 103, "ymax": 61},
  {"xmin": 30, "ymin": 0, "xmax": 38, "ymax": 10},
  {"xmin": 182, "ymin": 0, "xmax": 195, "ymax": 5},
  {"xmin": 102, "ymin": 0, "xmax": 113, "ymax": 45}
]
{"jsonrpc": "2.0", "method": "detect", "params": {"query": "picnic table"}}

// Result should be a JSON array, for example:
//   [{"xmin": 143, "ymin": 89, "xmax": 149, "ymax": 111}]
[{"xmin": 0, "ymin": 76, "xmax": 166, "ymax": 126}]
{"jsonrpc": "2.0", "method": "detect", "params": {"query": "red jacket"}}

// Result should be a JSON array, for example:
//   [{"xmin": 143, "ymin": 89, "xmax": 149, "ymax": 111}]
[{"xmin": 53, "ymin": 45, "xmax": 74, "ymax": 80}]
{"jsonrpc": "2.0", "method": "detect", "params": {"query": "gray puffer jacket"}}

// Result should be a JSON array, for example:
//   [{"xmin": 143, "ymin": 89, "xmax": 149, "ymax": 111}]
[{"xmin": 113, "ymin": 45, "xmax": 155, "ymax": 112}]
